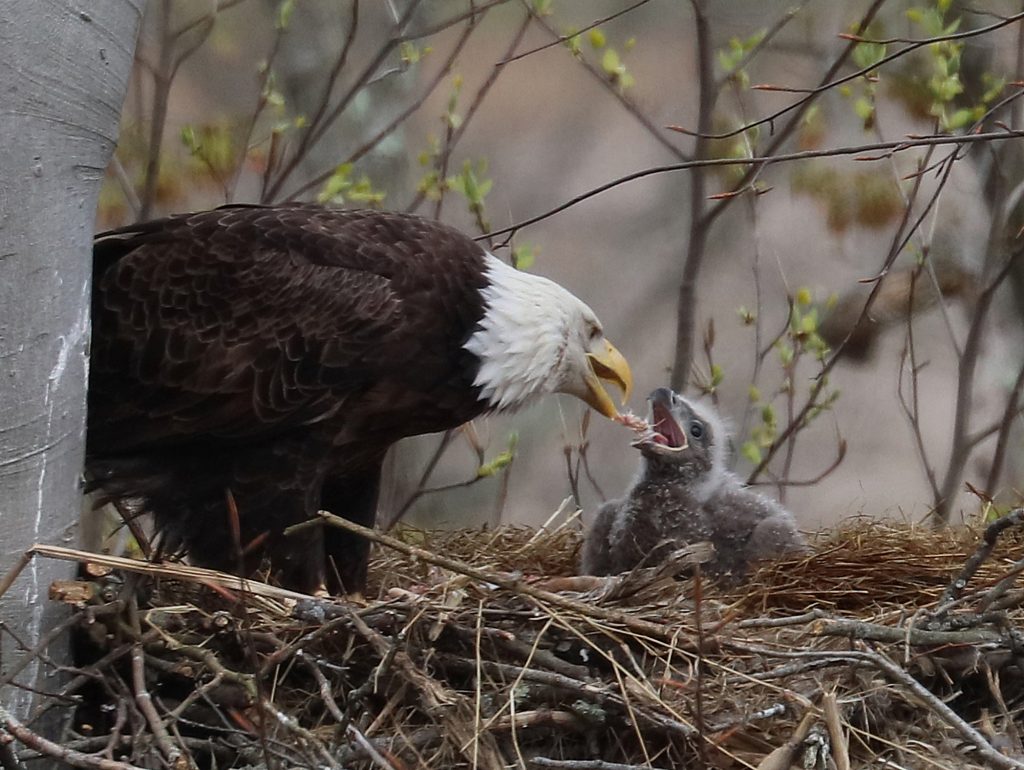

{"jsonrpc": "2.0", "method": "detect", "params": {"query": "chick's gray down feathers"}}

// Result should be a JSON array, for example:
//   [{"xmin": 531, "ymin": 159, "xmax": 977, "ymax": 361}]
[{"xmin": 581, "ymin": 388, "xmax": 806, "ymax": 581}]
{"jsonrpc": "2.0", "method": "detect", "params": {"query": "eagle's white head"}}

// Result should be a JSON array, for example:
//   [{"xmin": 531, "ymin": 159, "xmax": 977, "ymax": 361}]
[{"xmin": 464, "ymin": 254, "xmax": 632, "ymax": 417}]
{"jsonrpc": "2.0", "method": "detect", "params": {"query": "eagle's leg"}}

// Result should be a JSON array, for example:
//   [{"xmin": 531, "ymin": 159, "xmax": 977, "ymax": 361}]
[
  {"xmin": 320, "ymin": 460, "xmax": 383, "ymax": 595},
  {"xmin": 213, "ymin": 446, "xmax": 329, "ymax": 595}
]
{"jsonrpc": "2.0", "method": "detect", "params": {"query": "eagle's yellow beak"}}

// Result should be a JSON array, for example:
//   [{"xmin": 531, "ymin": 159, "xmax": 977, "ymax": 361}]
[{"xmin": 583, "ymin": 339, "xmax": 633, "ymax": 419}]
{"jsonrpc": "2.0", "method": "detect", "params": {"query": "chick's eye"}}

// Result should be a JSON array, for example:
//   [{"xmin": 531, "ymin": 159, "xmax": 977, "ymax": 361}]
[{"xmin": 689, "ymin": 420, "xmax": 704, "ymax": 439}]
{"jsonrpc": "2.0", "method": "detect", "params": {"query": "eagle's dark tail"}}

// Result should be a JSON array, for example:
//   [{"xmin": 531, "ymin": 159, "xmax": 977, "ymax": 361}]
[{"xmin": 84, "ymin": 444, "xmax": 332, "ymax": 594}]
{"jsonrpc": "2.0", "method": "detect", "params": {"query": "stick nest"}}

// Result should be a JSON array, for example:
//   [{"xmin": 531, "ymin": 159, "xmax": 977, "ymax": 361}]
[{"xmin": 7, "ymin": 515, "xmax": 1024, "ymax": 770}]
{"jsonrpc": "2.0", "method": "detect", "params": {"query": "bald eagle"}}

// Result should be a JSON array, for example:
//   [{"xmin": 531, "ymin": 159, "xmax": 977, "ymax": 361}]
[{"xmin": 88, "ymin": 204, "xmax": 632, "ymax": 594}]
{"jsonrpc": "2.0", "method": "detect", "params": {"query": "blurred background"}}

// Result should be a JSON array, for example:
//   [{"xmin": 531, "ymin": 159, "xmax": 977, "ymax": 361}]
[{"xmin": 100, "ymin": 0, "xmax": 1024, "ymax": 534}]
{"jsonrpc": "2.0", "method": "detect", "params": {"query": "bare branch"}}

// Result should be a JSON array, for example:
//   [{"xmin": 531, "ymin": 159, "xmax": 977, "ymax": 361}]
[
  {"xmin": 502, "ymin": 0, "xmax": 653, "ymax": 65},
  {"xmin": 673, "ymin": 8, "xmax": 1024, "ymax": 141},
  {"xmin": 933, "ymin": 250, "xmax": 1023, "ymax": 525},
  {"xmin": 480, "ymin": 129, "xmax": 1024, "ymax": 242}
]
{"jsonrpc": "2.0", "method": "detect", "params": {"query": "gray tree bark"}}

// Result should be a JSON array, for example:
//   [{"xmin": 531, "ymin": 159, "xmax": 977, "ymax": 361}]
[{"xmin": 0, "ymin": 0, "xmax": 143, "ymax": 724}]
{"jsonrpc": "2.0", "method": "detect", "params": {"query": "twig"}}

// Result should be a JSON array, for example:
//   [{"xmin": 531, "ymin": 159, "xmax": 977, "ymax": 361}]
[
  {"xmin": 263, "ymin": 0, "xmax": 425, "ymax": 201},
  {"xmin": 0, "ymin": 742, "xmax": 24, "ymax": 770},
  {"xmin": 0, "ymin": 704, "xmax": 147, "ymax": 770},
  {"xmin": 261, "ymin": 699, "xmax": 342, "ymax": 769},
  {"xmin": 345, "ymin": 724, "xmax": 397, "ymax": 770},
  {"xmin": 286, "ymin": 16, "xmax": 480, "ymax": 202},
  {"xmin": 296, "ymin": 651, "xmax": 345, "ymax": 722},
  {"xmin": 822, "ymin": 690, "xmax": 850, "ymax": 770},
  {"xmin": 934, "ymin": 508, "xmax": 1024, "ymax": 616},
  {"xmin": 813, "ymin": 618, "xmax": 1003, "ymax": 646},
  {"xmin": 346, "ymin": 606, "xmax": 507, "ymax": 770},
  {"xmin": 301, "ymin": 512, "xmax": 698, "ymax": 646},
  {"xmin": 523, "ymin": 5, "xmax": 686, "ymax": 163},
  {"xmin": 503, "ymin": 1, "xmax": 652, "ymax": 64},
  {"xmin": 984, "ymin": 362, "xmax": 1024, "ymax": 496},
  {"xmin": 481, "ymin": 129, "xmax": 1024, "ymax": 242},
  {"xmin": 933, "ymin": 252, "xmax": 1023, "ymax": 525},
  {"xmin": 530, "ymin": 760, "xmax": 670, "ymax": 770},
  {"xmin": 670, "ymin": 0, "xmax": 715, "ymax": 389},
  {"xmin": 755, "ymin": 709, "xmax": 816, "ymax": 770},
  {"xmin": 25, "ymin": 543, "xmax": 309, "ymax": 605},
  {"xmin": 128, "ymin": 598, "xmax": 188, "ymax": 770},
  {"xmin": 677, "ymin": 8, "xmax": 1024, "ymax": 141}
]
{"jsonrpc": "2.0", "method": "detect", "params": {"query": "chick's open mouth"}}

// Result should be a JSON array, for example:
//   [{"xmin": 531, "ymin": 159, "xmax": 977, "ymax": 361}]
[{"xmin": 631, "ymin": 399, "xmax": 688, "ymax": 452}]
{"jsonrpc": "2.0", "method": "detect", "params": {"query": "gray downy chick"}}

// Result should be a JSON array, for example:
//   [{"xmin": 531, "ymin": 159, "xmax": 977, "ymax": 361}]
[{"xmin": 580, "ymin": 388, "xmax": 806, "ymax": 581}]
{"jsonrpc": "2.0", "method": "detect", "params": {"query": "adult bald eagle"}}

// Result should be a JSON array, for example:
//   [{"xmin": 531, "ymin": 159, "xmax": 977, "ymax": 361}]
[{"xmin": 88, "ymin": 204, "xmax": 632, "ymax": 594}]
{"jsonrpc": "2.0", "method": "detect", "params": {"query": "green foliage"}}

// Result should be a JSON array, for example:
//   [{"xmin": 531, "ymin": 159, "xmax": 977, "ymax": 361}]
[
  {"xmin": 447, "ymin": 159, "xmax": 493, "ymax": 227},
  {"xmin": 900, "ymin": 1, "xmax": 1004, "ymax": 130},
  {"xmin": 737, "ymin": 306, "xmax": 756, "ymax": 325},
  {"xmin": 399, "ymin": 40, "xmax": 432, "ymax": 66},
  {"xmin": 736, "ymin": 287, "xmax": 840, "ymax": 473},
  {"xmin": 317, "ymin": 163, "xmax": 386, "ymax": 206},
  {"xmin": 532, "ymin": 0, "xmax": 553, "ymax": 16},
  {"xmin": 511, "ymin": 243, "xmax": 538, "ymax": 270},
  {"xmin": 446, "ymin": 75, "xmax": 464, "ymax": 130},
  {"xmin": 716, "ymin": 29, "xmax": 766, "ymax": 89},
  {"xmin": 560, "ymin": 24, "xmax": 636, "ymax": 92},
  {"xmin": 276, "ymin": 0, "xmax": 295, "ymax": 30},
  {"xmin": 706, "ymin": 117, "xmax": 758, "ymax": 187},
  {"xmin": 476, "ymin": 433, "xmax": 518, "ymax": 479}
]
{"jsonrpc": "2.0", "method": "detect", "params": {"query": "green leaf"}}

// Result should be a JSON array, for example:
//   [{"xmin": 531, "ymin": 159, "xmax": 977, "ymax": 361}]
[
  {"xmin": 852, "ymin": 41, "xmax": 886, "ymax": 71},
  {"xmin": 946, "ymin": 107, "xmax": 974, "ymax": 130},
  {"xmin": 601, "ymin": 48, "xmax": 621, "ymax": 75},
  {"xmin": 564, "ymin": 27, "xmax": 582, "ymax": 56},
  {"xmin": 180, "ymin": 125, "xmax": 198, "ymax": 153},
  {"xmin": 477, "ymin": 433, "xmax": 518, "ymax": 478},
  {"xmin": 511, "ymin": 243, "xmax": 537, "ymax": 270},
  {"xmin": 741, "ymin": 441, "xmax": 762, "ymax": 465},
  {"xmin": 276, "ymin": 0, "xmax": 295, "ymax": 30},
  {"xmin": 588, "ymin": 28, "xmax": 606, "ymax": 49},
  {"xmin": 400, "ymin": 41, "xmax": 421, "ymax": 66},
  {"xmin": 853, "ymin": 97, "xmax": 874, "ymax": 121}
]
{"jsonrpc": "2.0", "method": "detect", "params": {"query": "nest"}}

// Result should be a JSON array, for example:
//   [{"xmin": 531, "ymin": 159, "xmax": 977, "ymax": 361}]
[{"xmin": 4, "ymin": 512, "xmax": 1024, "ymax": 770}]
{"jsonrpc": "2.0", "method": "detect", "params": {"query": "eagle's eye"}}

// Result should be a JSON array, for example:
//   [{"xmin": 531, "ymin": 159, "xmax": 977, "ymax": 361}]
[
  {"xmin": 587, "ymin": 325, "xmax": 601, "ymax": 341},
  {"xmin": 689, "ymin": 420, "xmax": 704, "ymax": 440}
]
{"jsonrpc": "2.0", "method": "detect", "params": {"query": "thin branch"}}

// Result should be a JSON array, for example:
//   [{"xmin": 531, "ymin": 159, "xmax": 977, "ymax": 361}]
[
  {"xmin": 984, "ymin": 360, "xmax": 1024, "ymax": 496},
  {"xmin": 480, "ymin": 129, "xmax": 1024, "ymax": 242},
  {"xmin": 713, "ymin": 2, "xmax": 808, "ymax": 91},
  {"xmin": 0, "ymin": 704, "xmax": 147, "ymax": 770},
  {"xmin": 526, "ymin": 5, "xmax": 688, "ymax": 162},
  {"xmin": 502, "ymin": 0, "xmax": 652, "ymax": 65},
  {"xmin": 933, "ymin": 250, "xmax": 1022, "ymax": 525},
  {"xmin": 934, "ymin": 507, "xmax": 1024, "ymax": 617},
  {"xmin": 675, "ymin": 9, "xmax": 1024, "ymax": 141},
  {"xmin": 670, "ymin": 0, "xmax": 716, "ymax": 391},
  {"xmin": 748, "ymin": 144, "xmax": 960, "ymax": 483},
  {"xmin": 407, "ymin": 9, "xmax": 532, "ymax": 216},
  {"xmin": 285, "ymin": 15, "xmax": 479, "ymax": 202},
  {"xmin": 263, "ymin": 0, "xmax": 425, "ymax": 201}
]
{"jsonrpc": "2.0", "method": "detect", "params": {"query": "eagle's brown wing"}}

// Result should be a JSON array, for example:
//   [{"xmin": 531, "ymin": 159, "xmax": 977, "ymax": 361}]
[{"xmin": 89, "ymin": 204, "xmax": 488, "ymax": 453}]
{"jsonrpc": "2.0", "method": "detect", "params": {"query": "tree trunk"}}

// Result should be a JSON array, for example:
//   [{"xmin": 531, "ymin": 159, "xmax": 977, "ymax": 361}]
[{"xmin": 0, "ymin": 0, "xmax": 143, "ymax": 725}]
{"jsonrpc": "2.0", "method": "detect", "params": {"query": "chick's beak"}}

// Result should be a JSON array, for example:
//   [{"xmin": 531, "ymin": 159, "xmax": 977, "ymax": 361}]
[{"xmin": 583, "ymin": 339, "xmax": 633, "ymax": 419}]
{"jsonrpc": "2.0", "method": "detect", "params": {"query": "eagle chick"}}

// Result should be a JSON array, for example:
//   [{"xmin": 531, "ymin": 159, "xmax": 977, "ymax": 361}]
[{"xmin": 581, "ymin": 388, "xmax": 806, "ymax": 581}]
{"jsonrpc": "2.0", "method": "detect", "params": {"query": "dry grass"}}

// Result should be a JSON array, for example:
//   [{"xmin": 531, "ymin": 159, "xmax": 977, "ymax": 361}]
[{"xmin": 3, "ymin": 514, "xmax": 1024, "ymax": 770}]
